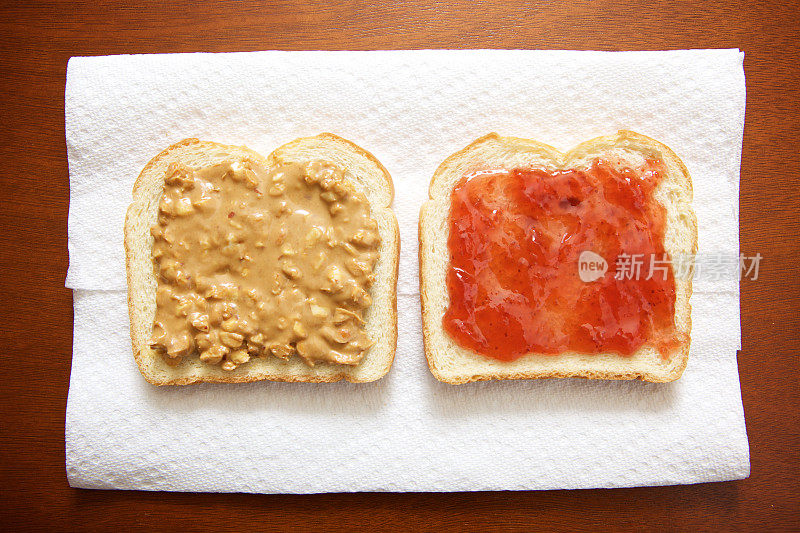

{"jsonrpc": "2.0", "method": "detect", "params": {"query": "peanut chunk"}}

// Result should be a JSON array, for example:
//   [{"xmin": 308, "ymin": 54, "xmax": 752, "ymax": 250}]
[
  {"xmin": 220, "ymin": 331, "xmax": 244, "ymax": 348},
  {"xmin": 200, "ymin": 344, "xmax": 227, "ymax": 364}
]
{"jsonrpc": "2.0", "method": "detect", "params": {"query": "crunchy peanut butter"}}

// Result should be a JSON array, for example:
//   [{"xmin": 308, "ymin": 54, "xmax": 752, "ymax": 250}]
[{"xmin": 148, "ymin": 158, "xmax": 381, "ymax": 370}]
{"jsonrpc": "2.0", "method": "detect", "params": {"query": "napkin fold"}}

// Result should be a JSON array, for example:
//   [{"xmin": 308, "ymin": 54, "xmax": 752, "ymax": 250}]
[{"xmin": 66, "ymin": 49, "xmax": 748, "ymax": 493}]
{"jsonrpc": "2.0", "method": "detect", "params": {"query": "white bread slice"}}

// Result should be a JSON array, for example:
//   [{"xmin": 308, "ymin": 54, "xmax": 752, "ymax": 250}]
[
  {"xmin": 125, "ymin": 134, "xmax": 399, "ymax": 385},
  {"xmin": 420, "ymin": 130, "xmax": 697, "ymax": 384}
]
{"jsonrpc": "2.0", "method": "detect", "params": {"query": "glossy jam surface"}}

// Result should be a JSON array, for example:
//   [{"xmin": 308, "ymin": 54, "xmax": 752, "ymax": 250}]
[{"xmin": 443, "ymin": 159, "xmax": 682, "ymax": 361}]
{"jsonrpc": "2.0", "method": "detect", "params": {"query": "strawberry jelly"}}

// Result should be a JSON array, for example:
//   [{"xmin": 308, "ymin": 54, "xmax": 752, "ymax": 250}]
[{"xmin": 443, "ymin": 159, "xmax": 682, "ymax": 361}]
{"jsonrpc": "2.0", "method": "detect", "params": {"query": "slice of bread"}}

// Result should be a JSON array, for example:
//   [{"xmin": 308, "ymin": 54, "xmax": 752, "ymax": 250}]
[
  {"xmin": 419, "ymin": 130, "xmax": 697, "ymax": 384},
  {"xmin": 125, "ymin": 134, "xmax": 399, "ymax": 385}
]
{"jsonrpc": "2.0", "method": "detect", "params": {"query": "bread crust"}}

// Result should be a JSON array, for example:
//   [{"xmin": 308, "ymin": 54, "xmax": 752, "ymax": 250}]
[
  {"xmin": 419, "ymin": 131, "xmax": 697, "ymax": 384},
  {"xmin": 125, "ymin": 135, "xmax": 399, "ymax": 385}
]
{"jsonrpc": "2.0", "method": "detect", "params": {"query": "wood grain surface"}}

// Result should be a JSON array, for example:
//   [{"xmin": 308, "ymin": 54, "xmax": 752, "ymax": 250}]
[{"xmin": 1, "ymin": 1, "xmax": 798, "ymax": 531}]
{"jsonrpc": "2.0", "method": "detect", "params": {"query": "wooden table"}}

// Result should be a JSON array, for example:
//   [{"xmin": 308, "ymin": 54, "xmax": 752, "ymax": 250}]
[{"xmin": 1, "ymin": 1, "xmax": 798, "ymax": 530}]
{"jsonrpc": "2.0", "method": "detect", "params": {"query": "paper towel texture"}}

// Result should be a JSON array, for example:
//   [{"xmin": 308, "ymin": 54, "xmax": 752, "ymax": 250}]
[{"xmin": 66, "ymin": 49, "xmax": 748, "ymax": 493}]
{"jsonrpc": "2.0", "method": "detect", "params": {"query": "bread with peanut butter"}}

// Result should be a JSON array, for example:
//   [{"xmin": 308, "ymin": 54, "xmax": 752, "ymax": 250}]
[
  {"xmin": 125, "ymin": 134, "xmax": 399, "ymax": 385},
  {"xmin": 420, "ymin": 130, "xmax": 697, "ymax": 384}
]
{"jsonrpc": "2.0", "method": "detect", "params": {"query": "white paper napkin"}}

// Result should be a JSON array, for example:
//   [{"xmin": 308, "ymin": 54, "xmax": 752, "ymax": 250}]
[{"xmin": 66, "ymin": 49, "xmax": 748, "ymax": 493}]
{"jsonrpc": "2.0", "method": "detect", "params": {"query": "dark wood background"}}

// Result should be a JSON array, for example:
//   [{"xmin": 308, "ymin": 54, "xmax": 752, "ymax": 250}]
[{"xmin": 1, "ymin": 1, "xmax": 798, "ymax": 531}]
